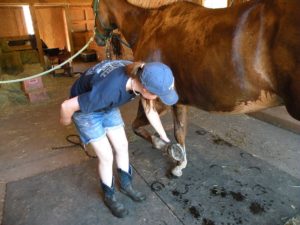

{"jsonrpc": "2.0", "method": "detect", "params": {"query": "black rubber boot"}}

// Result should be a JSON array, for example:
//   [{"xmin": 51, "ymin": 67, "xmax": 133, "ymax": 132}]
[
  {"xmin": 101, "ymin": 179, "xmax": 129, "ymax": 218},
  {"xmin": 118, "ymin": 166, "xmax": 146, "ymax": 202}
]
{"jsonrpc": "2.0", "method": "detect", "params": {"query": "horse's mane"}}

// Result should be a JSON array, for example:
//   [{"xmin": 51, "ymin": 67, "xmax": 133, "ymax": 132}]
[{"xmin": 127, "ymin": 0, "xmax": 200, "ymax": 9}]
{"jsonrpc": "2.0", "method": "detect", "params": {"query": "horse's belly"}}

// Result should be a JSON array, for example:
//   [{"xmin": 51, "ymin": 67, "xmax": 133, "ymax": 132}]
[{"xmin": 215, "ymin": 90, "xmax": 282, "ymax": 114}]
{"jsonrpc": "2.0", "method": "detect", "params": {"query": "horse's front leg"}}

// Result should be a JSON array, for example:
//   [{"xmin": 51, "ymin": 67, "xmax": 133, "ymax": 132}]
[
  {"xmin": 171, "ymin": 104, "xmax": 188, "ymax": 177},
  {"xmin": 132, "ymin": 100, "xmax": 169, "ymax": 147}
]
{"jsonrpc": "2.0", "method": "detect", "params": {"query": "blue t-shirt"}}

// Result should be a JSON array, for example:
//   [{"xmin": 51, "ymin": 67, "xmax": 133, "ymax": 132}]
[{"xmin": 70, "ymin": 60, "xmax": 135, "ymax": 113}]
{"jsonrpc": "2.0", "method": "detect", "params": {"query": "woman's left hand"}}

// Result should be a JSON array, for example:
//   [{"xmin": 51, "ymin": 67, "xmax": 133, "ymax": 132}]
[
  {"xmin": 60, "ymin": 102, "xmax": 73, "ymax": 126},
  {"xmin": 60, "ymin": 96, "xmax": 80, "ymax": 126}
]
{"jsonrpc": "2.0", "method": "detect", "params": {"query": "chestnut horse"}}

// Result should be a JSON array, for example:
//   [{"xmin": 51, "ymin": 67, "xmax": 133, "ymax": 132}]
[{"xmin": 93, "ymin": 0, "xmax": 300, "ymax": 177}]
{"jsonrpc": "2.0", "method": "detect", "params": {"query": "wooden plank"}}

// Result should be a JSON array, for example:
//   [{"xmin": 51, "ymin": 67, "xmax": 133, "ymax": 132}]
[
  {"xmin": 85, "ymin": 7, "xmax": 94, "ymax": 20},
  {"xmin": 69, "ymin": 6, "xmax": 94, "ymax": 33},
  {"xmin": 29, "ymin": 4, "xmax": 45, "ymax": 67},
  {"xmin": 9, "ymin": 45, "xmax": 32, "ymax": 51},
  {"xmin": 35, "ymin": 7, "xmax": 67, "ymax": 49},
  {"xmin": 0, "ymin": 7, "xmax": 27, "ymax": 37},
  {"xmin": 72, "ymin": 31, "xmax": 86, "ymax": 50},
  {"xmin": 3, "ymin": 35, "xmax": 31, "ymax": 41},
  {"xmin": 64, "ymin": 6, "xmax": 74, "ymax": 55},
  {"xmin": 3, "ymin": 35, "xmax": 33, "ymax": 51},
  {"xmin": 70, "ymin": 7, "xmax": 85, "ymax": 20},
  {"xmin": 14, "ymin": 7, "xmax": 27, "ymax": 35}
]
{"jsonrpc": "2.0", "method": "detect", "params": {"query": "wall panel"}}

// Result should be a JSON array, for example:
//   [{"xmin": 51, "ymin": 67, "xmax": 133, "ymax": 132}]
[
  {"xmin": 35, "ymin": 6, "xmax": 67, "ymax": 49},
  {"xmin": 69, "ymin": 6, "xmax": 94, "ymax": 50},
  {"xmin": 0, "ymin": 7, "xmax": 27, "ymax": 37}
]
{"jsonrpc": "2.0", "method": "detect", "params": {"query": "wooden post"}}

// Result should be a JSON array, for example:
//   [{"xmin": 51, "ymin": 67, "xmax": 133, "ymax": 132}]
[
  {"xmin": 29, "ymin": 4, "xmax": 45, "ymax": 68},
  {"xmin": 64, "ymin": 5, "xmax": 74, "ymax": 56}
]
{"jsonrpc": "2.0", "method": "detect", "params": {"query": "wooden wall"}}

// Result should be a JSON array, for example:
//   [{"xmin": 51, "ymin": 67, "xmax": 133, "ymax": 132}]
[
  {"xmin": 69, "ymin": 6, "xmax": 94, "ymax": 50},
  {"xmin": 35, "ymin": 6, "xmax": 67, "ymax": 49},
  {"xmin": 0, "ymin": 7, "xmax": 27, "ymax": 37},
  {"xmin": 69, "ymin": 6, "xmax": 94, "ymax": 32},
  {"xmin": 68, "ymin": 5, "xmax": 105, "ymax": 58}
]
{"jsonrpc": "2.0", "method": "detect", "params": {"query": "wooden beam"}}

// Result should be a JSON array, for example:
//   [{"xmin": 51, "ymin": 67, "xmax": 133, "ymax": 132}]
[
  {"xmin": 29, "ymin": 4, "xmax": 45, "ymax": 68},
  {"xmin": 64, "ymin": 6, "xmax": 74, "ymax": 55}
]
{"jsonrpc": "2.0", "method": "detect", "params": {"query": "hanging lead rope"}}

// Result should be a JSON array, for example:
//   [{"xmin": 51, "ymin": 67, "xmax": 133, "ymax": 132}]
[{"xmin": 0, "ymin": 32, "xmax": 96, "ymax": 84}]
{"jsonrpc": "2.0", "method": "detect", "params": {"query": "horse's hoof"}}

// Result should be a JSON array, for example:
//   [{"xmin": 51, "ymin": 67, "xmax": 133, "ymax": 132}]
[
  {"xmin": 171, "ymin": 167, "xmax": 183, "ymax": 177},
  {"xmin": 151, "ymin": 134, "xmax": 167, "ymax": 150},
  {"xmin": 167, "ymin": 143, "xmax": 185, "ymax": 161}
]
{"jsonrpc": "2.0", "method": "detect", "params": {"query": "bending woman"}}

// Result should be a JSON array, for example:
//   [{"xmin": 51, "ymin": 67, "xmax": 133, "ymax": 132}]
[{"xmin": 60, "ymin": 60, "xmax": 178, "ymax": 218}]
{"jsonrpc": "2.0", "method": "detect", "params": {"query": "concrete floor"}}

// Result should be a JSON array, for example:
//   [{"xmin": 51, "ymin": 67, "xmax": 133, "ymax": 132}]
[{"xmin": 0, "ymin": 62, "xmax": 300, "ymax": 225}]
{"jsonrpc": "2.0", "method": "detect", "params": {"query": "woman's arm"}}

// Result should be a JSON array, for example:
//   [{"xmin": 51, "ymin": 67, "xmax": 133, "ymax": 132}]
[
  {"xmin": 60, "ymin": 96, "xmax": 80, "ymax": 125},
  {"xmin": 141, "ymin": 98, "xmax": 170, "ymax": 143}
]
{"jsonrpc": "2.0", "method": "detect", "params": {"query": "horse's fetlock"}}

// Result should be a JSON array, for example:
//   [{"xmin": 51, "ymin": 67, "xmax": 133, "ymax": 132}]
[{"xmin": 151, "ymin": 134, "xmax": 168, "ymax": 150}]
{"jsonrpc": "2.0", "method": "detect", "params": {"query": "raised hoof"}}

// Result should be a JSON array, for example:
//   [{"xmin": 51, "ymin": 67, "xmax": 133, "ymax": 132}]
[{"xmin": 167, "ymin": 144, "xmax": 185, "ymax": 161}]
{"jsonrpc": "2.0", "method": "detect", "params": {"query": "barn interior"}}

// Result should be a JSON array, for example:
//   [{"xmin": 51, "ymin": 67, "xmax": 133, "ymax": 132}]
[{"xmin": 0, "ymin": 0, "xmax": 300, "ymax": 225}]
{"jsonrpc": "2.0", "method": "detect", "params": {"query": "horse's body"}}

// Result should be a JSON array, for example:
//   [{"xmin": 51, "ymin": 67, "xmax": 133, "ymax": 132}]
[{"xmin": 94, "ymin": 0, "xmax": 300, "ymax": 176}]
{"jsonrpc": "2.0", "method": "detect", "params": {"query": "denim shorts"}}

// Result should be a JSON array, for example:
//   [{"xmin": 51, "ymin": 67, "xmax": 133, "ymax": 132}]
[{"xmin": 72, "ymin": 107, "xmax": 124, "ymax": 144}]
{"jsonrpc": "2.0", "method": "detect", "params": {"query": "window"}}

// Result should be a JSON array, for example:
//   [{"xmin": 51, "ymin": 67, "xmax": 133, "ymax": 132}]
[
  {"xmin": 202, "ymin": 0, "xmax": 227, "ymax": 8},
  {"xmin": 22, "ymin": 5, "xmax": 34, "ymax": 34}
]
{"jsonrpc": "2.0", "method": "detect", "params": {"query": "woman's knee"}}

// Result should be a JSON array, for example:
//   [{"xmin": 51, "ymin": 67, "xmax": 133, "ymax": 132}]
[
  {"xmin": 115, "ymin": 139, "xmax": 128, "ymax": 151},
  {"xmin": 90, "ymin": 137, "xmax": 114, "ymax": 163},
  {"xmin": 107, "ymin": 127, "xmax": 129, "ymax": 151},
  {"xmin": 98, "ymin": 150, "xmax": 114, "ymax": 165}
]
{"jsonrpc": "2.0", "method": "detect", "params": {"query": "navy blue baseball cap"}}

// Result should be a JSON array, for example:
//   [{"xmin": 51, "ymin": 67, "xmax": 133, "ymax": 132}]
[{"xmin": 140, "ymin": 62, "xmax": 179, "ymax": 105}]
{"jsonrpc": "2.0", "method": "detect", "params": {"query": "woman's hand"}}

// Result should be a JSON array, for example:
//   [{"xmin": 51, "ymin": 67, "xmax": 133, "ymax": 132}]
[
  {"xmin": 60, "ymin": 101, "xmax": 73, "ymax": 125},
  {"xmin": 141, "ymin": 99, "xmax": 170, "ymax": 143},
  {"xmin": 60, "ymin": 96, "xmax": 80, "ymax": 126}
]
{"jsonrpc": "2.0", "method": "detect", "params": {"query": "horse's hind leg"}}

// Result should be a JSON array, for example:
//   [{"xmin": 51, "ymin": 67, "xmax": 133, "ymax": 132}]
[{"xmin": 171, "ymin": 104, "xmax": 188, "ymax": 177}]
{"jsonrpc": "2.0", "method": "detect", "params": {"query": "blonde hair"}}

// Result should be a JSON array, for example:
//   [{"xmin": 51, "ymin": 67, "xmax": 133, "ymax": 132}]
[{"xmin": 125, "ymin": 62, "xmax": 156, "ymax": 112}]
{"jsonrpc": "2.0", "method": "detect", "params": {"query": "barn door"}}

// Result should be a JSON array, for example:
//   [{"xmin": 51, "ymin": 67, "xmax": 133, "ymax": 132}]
[
  {"xmin": 0, "ymin": 6, "xmax": 27, "ymax": 37},
  {"xmin": 35, "ymin": 6, "xmax": 67, "ymax": 49}
]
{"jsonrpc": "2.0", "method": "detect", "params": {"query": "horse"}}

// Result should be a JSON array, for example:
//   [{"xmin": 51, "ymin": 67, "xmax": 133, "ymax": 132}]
[{"xmin": 92, "ymin": 0, "xmax": 300, "ymax": 177}]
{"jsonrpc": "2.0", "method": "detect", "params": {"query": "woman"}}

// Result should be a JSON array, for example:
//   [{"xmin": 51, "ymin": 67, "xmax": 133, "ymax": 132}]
[{"xmin": 60, "ymin": 60, "xmax": 178, "ymax": 218}]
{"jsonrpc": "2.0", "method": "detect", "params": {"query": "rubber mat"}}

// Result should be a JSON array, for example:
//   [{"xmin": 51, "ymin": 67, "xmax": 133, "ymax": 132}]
[
  {"xmin": 129, "ymin": 123, "xmax": 300, "ymax": 225},
  {"xmin": 3, "ymin": 161, "xmax": 180, "ymax": 225},
  {"xmin": 3, "ymin": 123, "xmax": 300, "ymax": 225}
]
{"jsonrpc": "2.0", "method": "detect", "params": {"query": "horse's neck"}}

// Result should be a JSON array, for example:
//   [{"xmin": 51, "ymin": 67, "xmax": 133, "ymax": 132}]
[{"xmin": 110, "ymin": 0, "xmax": 148, "ymax": 47}]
